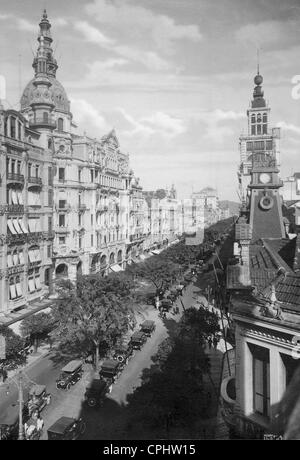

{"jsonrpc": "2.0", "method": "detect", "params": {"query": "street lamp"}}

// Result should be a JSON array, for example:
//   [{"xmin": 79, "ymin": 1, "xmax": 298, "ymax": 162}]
[{"xmin": 5, "ymin": 370, "xmax": 25, "ymax": 440}]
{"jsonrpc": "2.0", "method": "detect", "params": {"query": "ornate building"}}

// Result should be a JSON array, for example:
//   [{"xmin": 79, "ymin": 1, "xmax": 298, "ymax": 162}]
[{"xmin": 225, "ymin": 70, "xmax": 300, "ymax": 440}]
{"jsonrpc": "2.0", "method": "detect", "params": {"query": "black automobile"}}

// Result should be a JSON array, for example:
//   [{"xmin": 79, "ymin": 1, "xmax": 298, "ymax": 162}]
[
  {"xmin": 113, "ymin": 345, "xmax": 133, "ymax": 365},
  {"xmin": 47, "ymin": 417, "xmax": 86, "ymax": 440},
  {"xmin": 84, "ymin": 379, "xmax": 112, "ymax": 407},
  {"xmin": 99, "ymin": 359, "xmax": 122, "ymax": 383},
  {"xmin": 56, "ymin": 360, "xmax": 83, "ymax": 390},
  {"xmin": 129, "ymin": 331, "xmax": 147, "ymax": 350},
  {"xmin": 140, "ymin": 320, "xmax": 156, "ymax": 336}
]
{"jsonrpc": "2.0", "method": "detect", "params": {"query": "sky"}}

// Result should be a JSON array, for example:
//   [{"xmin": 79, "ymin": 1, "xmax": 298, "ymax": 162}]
[{"xmin": 1, "ymin": 0, "xmax": 300, "ymax": 200}]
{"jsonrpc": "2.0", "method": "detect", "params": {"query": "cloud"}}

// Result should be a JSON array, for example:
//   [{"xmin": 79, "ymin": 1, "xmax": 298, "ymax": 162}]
[
  {"xmin": 277, "ymin": 121, "xmax": 300, "ymax": 135},
  {"xmin": 71, "ymin": 98, "xmax": 110, "ymax": 135},
  {"xmin": 85, "ymin": 0, "xmax": 202, "ymax": 54},
  {"xmin": 118, "ymin": 108, "xmax": 186, "ymax": 138},
  {"xmin": 190, "ymin": 109, "xmax": 245, "ymax": 143},
  {"xmin": 52, "ymin": 18, "xmax": 68, "ymax": 27},
  {"xmin": 74, "ymin": 21, "xmax": 114, "ymax": 46}
]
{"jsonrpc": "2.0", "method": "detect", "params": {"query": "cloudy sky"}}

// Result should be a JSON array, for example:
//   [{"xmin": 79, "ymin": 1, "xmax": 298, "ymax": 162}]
[{"xmin": 1, "ymin": 0, "xmax": 300, "ymax": 200}]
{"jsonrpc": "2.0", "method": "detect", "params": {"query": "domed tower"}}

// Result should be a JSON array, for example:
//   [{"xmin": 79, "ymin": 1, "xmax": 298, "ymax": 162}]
[
  {"xmin": 20, "ymin": 10, "xmax": 72, "ymax": 146},
  {"xmin": 238, "ymin": 66, "xmax": 280, "ymax": 201}
]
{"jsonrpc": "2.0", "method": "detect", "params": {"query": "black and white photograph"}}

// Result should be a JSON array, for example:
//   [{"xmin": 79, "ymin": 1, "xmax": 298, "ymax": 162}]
[{"xmin": 0, "ymin": 0, "xmax": 300, "ymax": 444}]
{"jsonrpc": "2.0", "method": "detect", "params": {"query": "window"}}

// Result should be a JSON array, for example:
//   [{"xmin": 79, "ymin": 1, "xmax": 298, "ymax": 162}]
[
  {"xmin": 263, "ymin": 124, "xmax": 267, "ymax": 135},
  {"xmin": 78, "ymin": 169, "xmax": 82, "ymax": 183},
  {"xmin": 48, "ymin": 166, "xmax": 53, "ymax": 185},
  {"xmin": 48, "ymin": 217, "xmax": 52, "ymax": 233},
  {"xmin": 58, "ymin": 168, "xmax": 65, "ymax": 182},
  {"xmin": 78, "ymin": 214, "xmax": 82, "ymax": 226},
  {"xmin": 90, "ymin": 170, "xmax": 94, "ymax": 183},
  {"xmin": 47, "ymin": 245, "xmax": 52, "ymax": 258},
  {"xmin": 59, "ymin": 236, "xmax": 66, "ymax": 245},
  {"xmin": 48, "ymin": 138, "xmax": 53, "ymax": 149},
  {"xmin": 35, "ymin": 165, "xmax": 39, "ymax": 178},
  {"xmin": 17, "ymin": 161, "xmax": 21, "ymax": 175},
  {"xmin": 59, "ymin": 214, "xmax": 65, "ymax": 227},
  {"xmin": 257, "ymin": 124, "xmax": 262, "ymax": 135},
  {"xmin": 18, "ymin": 121, "xmax": 22, "ymax": 140},
  {"xmin": 57, "ymin": 118, "xmax": 64, "ymax": 131},
  {"xmin": 263, "ymin": 113, "xmax": 267, "ymax": 123},
  {"xmin": 249, "ymin": 344, "xmax": 270, "ymax": 418},
  {"xmin": 48, "ymin": 189, "xmax": 53, "ymax": 207},
  {"xmin": 11, "ymin": 117, "xmax": 16, "ymax": 139},
  {"xmin": 251, "ymin": 125, "xmax": 256, "ymax": 135},
  {"xmin": 28, "ymin": 163, "xmax": 32, "ymax": 178},
  {"xmin": 59, "ymin": 199, "xmax": 66, "ymax": 209},
  {"xmin": 91, "ymin": 234, "xmax": 94, "ymax": 246},
  {"xmin": 91, "ymin": 214, "xmax": 94, "ymax": 226},
  {"xmin": 43, "ymin": 112, "xmax": 49, "ymax": 123},
  {"xmin": 79, "ymin": 235, "xmax": 82, "ymax": 249}
]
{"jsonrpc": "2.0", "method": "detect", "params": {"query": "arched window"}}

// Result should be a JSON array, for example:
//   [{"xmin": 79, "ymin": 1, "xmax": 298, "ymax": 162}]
[
  {"xmin": 263, "ymin": 113, "xmax": 267, "ymax": 123},
  {"xmin": 257, "ymin": 113, "xmax": 262, "ymax": 123},
  {"xmin": 251, "ymin": 114, "xmax": 256, "ymax": 124},
  {"xmin": 57, "ymin": 118, "xmax": 64, "ymax": 131},
  {"xmin": 48, "ymin": 138, "xmax": 53, "ymax": 149}
]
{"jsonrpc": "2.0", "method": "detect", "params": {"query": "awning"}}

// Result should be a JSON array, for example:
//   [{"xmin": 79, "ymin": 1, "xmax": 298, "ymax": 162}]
[
  {"xmin": 16, "ymin": 283, "xmax": 22, "ymax": 297},
  {"xmin": 18, "ymin": 192, "xmax": 23, "ymax": 205},
  {"xmin": 11, "ymin": 190, "xmax": 18, "ymax": 205},
  {"xmin": 28, "ymin": 219, "xmax": 37, "ymax": 232},
  {"xmin": 34, "ymin": 249, "xmax": 41, "ymax": 262},
  {"xmin": 19, "ymin": 220, "xmax": 28, "ymax": 234},
  {"xmin": 28, "ymin": 250, "xmax": 36, "ymax": 263},
  {"xmin": 35, "ymin": 277, "xmax": 41, "ymax": 290},
  {"xmin": 7, "ymin": 220, "xmax": 17, "ymax": 234},
  {"xmin": 151, "ymin": 249, "xmax": 161, "ymax": 255},
  {"xmin": 13, "ymin": 253, "xmax": 19, "ymax": 265},
  {"xmin": 110, "ymin": 264, "xmax": 123, "ymax": 273},
  {"xmin": 9, "ymin": 284, "xmax": 17, "ymax": 299},
  {"xmin": 139, "ymin": 254, "xmax": 146, "ymax": 260},
  {"xmin": 13, "ymin": 219, "xmax": 22, "ymax": 234},
  {"xmin": 7, "ymin": 254, "xmax": 13, "ymax": 267},
  {"xmin": 28, "ymin": 278, "xmax": 35, "ymax": 293}
]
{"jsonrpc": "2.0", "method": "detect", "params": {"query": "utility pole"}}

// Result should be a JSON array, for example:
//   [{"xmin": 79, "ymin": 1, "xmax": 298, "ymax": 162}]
[{"xmin": 17, "ymin": 371, "xmax": 24, "ymax": 440}]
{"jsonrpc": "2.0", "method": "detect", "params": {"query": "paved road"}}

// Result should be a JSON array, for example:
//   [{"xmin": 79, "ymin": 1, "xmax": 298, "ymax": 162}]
[{"xmin": 0, "ymin": 282, "xmax": 200, "ymax": 440}]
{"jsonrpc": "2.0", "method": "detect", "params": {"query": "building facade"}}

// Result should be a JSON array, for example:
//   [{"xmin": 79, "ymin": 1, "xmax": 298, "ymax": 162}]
[{"xmin": 225, "ymin": 69, "xmax": 300, "ymax": 440}]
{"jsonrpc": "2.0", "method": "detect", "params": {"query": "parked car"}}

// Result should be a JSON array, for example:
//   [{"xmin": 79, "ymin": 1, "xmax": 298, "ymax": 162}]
[
  {"xmin": 113, "ymin": 345, "xmax": 133, "ymax": 365},
  {"xmin": 160, "ymin": 299, "xmax": 173, "ymax": 312},
  {"xmin": 26, "ymin": 384, "xmax": 51, "ymax": 416},
  {"xmin": 56, "ymin": 360, "xmax": 83, "ymax": 390},
  {"xmin": 129, "ymin": 331, "xmax": 147, "ymax": 350},
  {"xmin": 99, "ymin": 359, "xmax": 122, "ymax": 383},
  {"xmin": 47, "ymin": 417, "xmax": 86, "ymax": 440},
  {"xmin": 140, "ymin": 320, "xmax": 156, "ymax": 336},
  {"xmin": 84, "ymin": 378, "xmax": 112, "ymax": 407}
]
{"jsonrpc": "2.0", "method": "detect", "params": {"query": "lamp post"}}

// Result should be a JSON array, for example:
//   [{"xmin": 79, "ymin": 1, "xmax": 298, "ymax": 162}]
[{"xmin": 17, "ymin": 371, "xmax": 24, "ymax": 440}]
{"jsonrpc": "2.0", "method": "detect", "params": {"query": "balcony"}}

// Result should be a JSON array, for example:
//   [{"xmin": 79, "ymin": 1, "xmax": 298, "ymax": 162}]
[
  {"xmin": 0, "ymin": 134, "xmax": 27, "ymax": 151},
  {"xmin": 28, "ymin": 176, "xmax": 43, "ymax": 188},
  {"xmin": 6, "ymin": 173, "xmax": 25, "ymax": 185},
  {"xmin": 4, "ymin": 204, "xmax": 24, "ymax": 214},
  {"xmin": 56, "ymin": 204, "xmax": 71, "ymax": 212},
  {"xmin": 29, "ymin": 118, "xmax": 56, "ymax": 129},
  {"xmin": 55, "ymin": 226, "xmax": 70, "ymax": 234}
]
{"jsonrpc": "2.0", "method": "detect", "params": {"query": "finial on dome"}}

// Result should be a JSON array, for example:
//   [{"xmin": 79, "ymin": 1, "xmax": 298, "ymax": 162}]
[{"xmin": 43, "ymin": 9, "xmax": 47, "ymax": 19}]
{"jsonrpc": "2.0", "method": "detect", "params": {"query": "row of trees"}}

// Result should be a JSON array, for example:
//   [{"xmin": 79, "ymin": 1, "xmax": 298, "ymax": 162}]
[{"xmin": 124, "ymin": 307, "xmax": 220, "ymax": 438}]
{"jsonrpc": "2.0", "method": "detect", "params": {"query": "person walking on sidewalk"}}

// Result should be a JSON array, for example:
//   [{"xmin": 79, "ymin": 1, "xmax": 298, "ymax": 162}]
[{"xmin": 213, "ymin": 335, "xmax": 219, "ymax": 350}]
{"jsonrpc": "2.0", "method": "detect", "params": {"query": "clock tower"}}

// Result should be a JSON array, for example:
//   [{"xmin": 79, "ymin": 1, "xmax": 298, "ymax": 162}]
[
  {"xmin": 239, "ymin": 69, "xmax": 280, "ymax": 200},
  {"xmin": 248, "ymin": 152, "xmax": 285, "ymax": 240}
]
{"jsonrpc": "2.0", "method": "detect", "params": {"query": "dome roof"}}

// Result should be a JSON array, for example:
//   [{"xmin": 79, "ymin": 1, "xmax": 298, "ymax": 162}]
[
  {"xmin": 254, "ymin": 74, "xmax": 263, "ymax": 86},
  {"xmin": 21, "ymin": 76, "xmax": 70, "ymax": 113}
]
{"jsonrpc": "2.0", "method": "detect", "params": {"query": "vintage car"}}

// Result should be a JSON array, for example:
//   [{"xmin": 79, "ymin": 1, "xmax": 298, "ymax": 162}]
[
  {"xmin": 129, "ymin": 331, "xmax": 147, "ymax": 350},
  {"xmin": 140, "ymin": 320, "xmax": 156, "ymax": 336},
  {"xmin": 113, "ymin": 344, "xmax": 133, "ymax": 365},
  {"xmin": 56, "ymin": 360, "xmax": 83, "ymax": 390},
  {"xmin": 47, "ymin": 417, "xmax": 86, "ymax": 440},
  {"xmin": 26, "ymin": 384, "xmax": 51, "ymax": 416},
  {"xmin": 84, "ymin": 378, "xmax": 112, "ymax": 407},
  {"xmin": 160, "ymin": 299, "xmax": 173, "ymax": 312},
  {"xmin": 99, "ymin": 359, "xmax": 122, "ymax": 383}
]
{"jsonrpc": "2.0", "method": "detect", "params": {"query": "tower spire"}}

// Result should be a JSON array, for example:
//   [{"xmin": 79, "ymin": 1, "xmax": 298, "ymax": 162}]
[
  {"xmin": 32, "ymin": 10, "xmax": 58, "ymax": 78},
  {"xmin": 257, "ymin": 48, "xmax": 260, "ymax": 75}
]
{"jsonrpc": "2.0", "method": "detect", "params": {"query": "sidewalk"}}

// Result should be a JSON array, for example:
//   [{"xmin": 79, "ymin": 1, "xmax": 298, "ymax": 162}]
[{"xmin": 0, "ymin": 343, "xmax": 51, "ymax": 388}]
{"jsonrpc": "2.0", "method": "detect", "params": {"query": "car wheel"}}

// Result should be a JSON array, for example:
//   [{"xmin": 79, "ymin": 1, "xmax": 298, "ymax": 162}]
[
  {"xmin": 87, "ymin": 398, "xmax": 97, "ymax": 407},
  {"xmin": 66, "ymin": 383, "xmax": 71, "ymax": 390}
]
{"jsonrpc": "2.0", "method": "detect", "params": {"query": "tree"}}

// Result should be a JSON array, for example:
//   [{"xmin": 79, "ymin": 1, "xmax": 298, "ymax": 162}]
[
  {"xmin": 127, "ymin": 257, "xmax": 181, "ymax": 294},
  {"xmin": 0, "ymin": 326, "xmax": 25, "ymax": 362},
  {"xmin": 51, "ymin": 274, "xmax": 136, "ymax": 369},
  {"xmin": 20, "ymin": 312, "xmax": 55, "ymax": 352}
]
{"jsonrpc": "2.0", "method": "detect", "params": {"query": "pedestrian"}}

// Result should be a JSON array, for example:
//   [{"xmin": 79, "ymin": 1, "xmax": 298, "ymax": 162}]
[
  {"xmin": 213, "ymin": 335, "xmax": 218, "ymax": 349},
  {"xmin": 207, "ymin": 336, "xmax": 212, "ymax": 350},
  {"xmin": 2, "ymin": 368, "xmax": 7, "ymax": 382}
]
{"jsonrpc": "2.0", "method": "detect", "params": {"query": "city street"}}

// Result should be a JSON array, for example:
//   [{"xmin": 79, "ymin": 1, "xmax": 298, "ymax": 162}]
[{"xmin": 0, "ymin": 282, "xmax": 201, "ymax": 440}]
